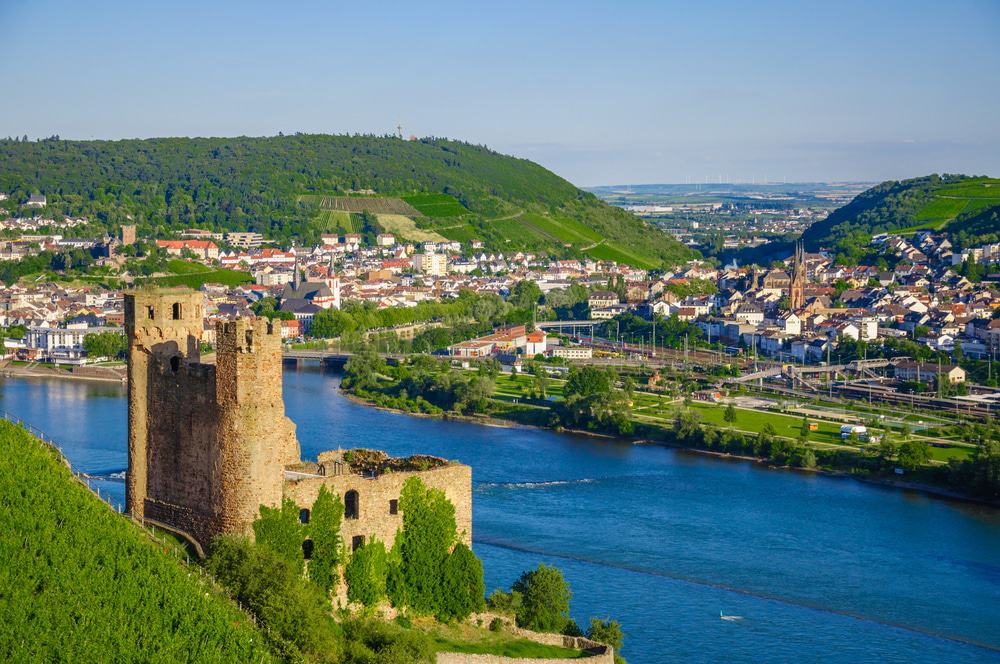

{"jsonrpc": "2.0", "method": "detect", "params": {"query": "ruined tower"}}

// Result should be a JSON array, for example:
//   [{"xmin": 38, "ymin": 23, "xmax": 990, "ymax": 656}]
[
  {"xmin": 789, "ymin": 240, "xmax": 806, "ymax": 310},
  {"xmin": 213, "ymin": 317, "xmax": 300, "ymax": 535},
  {"xmin": 125, "ymin": 289, "xmax": 299, "ymax": 547}
]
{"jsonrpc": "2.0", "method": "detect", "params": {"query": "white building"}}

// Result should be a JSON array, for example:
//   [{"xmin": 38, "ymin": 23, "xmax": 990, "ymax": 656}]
[
  {"xmin": 226, "ymin": 232, "xmax": 264, "ymax": 249},
  {"xmin": 413, "ymin": 252, "xmax": 448, "ymax": 276},
  {"xmin": 23, "ymin": 325, "xmax": 120, "ymax": 364},
  {"xmin": 525, "ymin": 330, "xmax": 547, "ymax": 356},
  {"xmin": 549, "ymin": 345, "xmax": 593, "ymax": 360}
]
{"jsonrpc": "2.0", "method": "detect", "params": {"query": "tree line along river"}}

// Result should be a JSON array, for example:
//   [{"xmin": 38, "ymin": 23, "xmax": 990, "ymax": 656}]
[{"xmin": 2, "ymin": 364, "xmax": 999, "ymax": 663}]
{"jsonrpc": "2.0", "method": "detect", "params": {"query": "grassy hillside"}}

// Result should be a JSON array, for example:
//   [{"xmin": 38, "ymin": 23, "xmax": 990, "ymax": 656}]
[
  {"xmin": 0, "ymin": 135, "xmax": 696, "ymax": 268},
  {"xmin": 0, "ymin": 420, "xmax": 272, "ymax": 662},
  {"xmin": 801, "ymin": 174, "xmax": 1000, "ymax": 252}
]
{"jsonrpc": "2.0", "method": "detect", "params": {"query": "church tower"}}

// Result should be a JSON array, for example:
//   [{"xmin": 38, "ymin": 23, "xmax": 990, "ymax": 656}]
[{"xmin": 789, "ymin": 240, "xmax": 806, "ymax": 310}]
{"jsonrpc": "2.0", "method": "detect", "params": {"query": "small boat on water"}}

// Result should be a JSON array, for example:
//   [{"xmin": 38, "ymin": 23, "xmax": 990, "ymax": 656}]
[{"xmin": 720, "ymin": 610, "xmax": 743, "ymax": 622}]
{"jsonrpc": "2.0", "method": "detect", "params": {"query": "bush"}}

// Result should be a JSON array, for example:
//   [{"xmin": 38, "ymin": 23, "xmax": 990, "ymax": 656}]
[
  {"xmin": 587, "ymin": 617, "xmax": 625, "ymax": 651},
  {"xmin": 341, "ymin": 619, "xmax": 434, "ymax": 664},
  {"xmin": 206, "ymin": 536, "xmax": 343, "ymax": 662},
  {"xmin": 345, "ymin": 539, "xmax": 389, "ymax": 607},
  {"xmin": 486, "ymin": 588, "xmax": 522, "ymax": 614},
  {"xmin": 562, "ymin": 619, "xmax": 583, "ymax": 637}
]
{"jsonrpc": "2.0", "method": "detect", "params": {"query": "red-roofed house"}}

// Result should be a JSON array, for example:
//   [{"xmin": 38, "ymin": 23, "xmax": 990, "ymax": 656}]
[
  {"xmin": 525, "ymin": 330, "xmax": 547, "ymax": 355},
  {"xmin": 156, "ymin": 239, "xmax": 219, "ymax": 261}
]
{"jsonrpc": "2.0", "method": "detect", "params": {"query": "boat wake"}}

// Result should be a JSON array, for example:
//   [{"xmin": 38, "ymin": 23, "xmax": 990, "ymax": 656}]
[
  {"xmin": 81, "ymin": 469, "xmax": 127, "ymax": 482},
  {"xmin": 476, "ymin": 478, "xmax": 597, "ymax": 490}
]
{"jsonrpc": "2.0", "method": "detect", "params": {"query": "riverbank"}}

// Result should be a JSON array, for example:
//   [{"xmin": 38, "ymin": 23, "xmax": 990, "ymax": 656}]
[
  {"xmin": 0, "ymin": 363, "xmax": 125, "ymax": 383},
  {"xmin": 341, "ymin": 388, "xmax": 1000, "ymax": 508},
  {"xmin": 341, "ymin": 390, "xmax": 620, "ymax": 440}
]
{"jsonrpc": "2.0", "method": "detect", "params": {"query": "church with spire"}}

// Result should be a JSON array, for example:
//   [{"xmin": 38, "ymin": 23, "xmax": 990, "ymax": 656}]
[
  {"xmin": 279, "ymin": 252, "xmax": 341, "ymax": 315},
  {"xmin": 789, "ymin": 239, "xmax": 806, "ymax": 310}
]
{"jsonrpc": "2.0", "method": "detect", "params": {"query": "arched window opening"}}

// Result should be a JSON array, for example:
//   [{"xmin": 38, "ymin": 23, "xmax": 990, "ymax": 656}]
[
  {"xmin": 172, "ymin": 302, "xmax": 182, "ymax": 320},
  {"xmin": 170, "ymin": 356, "xmax": 180, "ymax": 373},
  {"xmin": 299, "ymin": 508, "xmax": 310, "ymax": 524},
  {"xmin": 345, "ymin": 490, "xmax": 359, "ymax": 520},
  {"xmin": 351, "ymin": 535, "xmax": 364, "ymax": 552},
  {"xmin": 389, "ymin": 499, "xmax": 398, "ymax": 515},
  {"xmin": 302, "ymin": 539, "xmax": 314, "ymax": 560},
  {"xmin": 147, "ymin": 306, "xmax": 155, "ymax": 320}
]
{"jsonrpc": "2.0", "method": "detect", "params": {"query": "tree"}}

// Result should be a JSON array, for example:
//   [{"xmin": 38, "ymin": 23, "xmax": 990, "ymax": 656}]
[
  {"xmin": 439, "ymin": 543, "xmax": 486, "ymax": 621},
  {"xmin": 457, "ymin": 376, "xmax": 495, "ymax": 414},
  {"xmin": 898, "ymin": 440, "xmax": 931, "ymax": 471},
  {"xmin": 509, "ymin": 280, "xmax": 542, "ymax": 310},
  {"xmin": 253, "ymin": 497, "xmax": 305, "ymax": 574},
  {"xmin": 876, "ymin": 437, "xmax": 898, "ymax": 469},
  {"xmin": 342, "ymin": 346, "xmax": 386, "ymax": 391},
  {"xmin": 799, "ymin": 417, "xmax": 811, "ymax": 442},
  {"xmin": 560, "ymin": 366, "xmax": 632, "ymax": 435},
  {"xmin": 531, "ymin": 366, "xmax": 550, "ymax": 399},
  {"xmin": 344, "ymin": 539, "xmax": 388, "ymax": 607},
  {"xmin": 724, "ymin": 403, "xmax": 737, "ymax": 426},
  {"xmin": 512, "ymin": 564, "xmax": 572, "ymax": 633},
  {"xmin": 307, "ymin": 485, "xmax": 344, "ymax": 594},
  {"xmin": 82, "ymin": 331, "xmax": 127, "ymax": 360}
]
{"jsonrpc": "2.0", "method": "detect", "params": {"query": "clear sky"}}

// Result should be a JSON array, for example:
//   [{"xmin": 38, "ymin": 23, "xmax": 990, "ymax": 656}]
[{"xmin": 1, "ymin": 0, "xmax": 998, "ymax": 186}]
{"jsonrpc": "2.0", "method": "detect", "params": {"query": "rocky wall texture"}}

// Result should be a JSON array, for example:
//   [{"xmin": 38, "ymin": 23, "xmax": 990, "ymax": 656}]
[{"xmin": 284, "ymin": 463, "xmax": 473, "ymax": 551}]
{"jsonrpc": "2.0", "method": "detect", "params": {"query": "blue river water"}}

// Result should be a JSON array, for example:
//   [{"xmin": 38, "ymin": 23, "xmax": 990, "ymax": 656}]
[{"xmin": 2, "ymin": 364, "xmax": 999, "ymax": 663}]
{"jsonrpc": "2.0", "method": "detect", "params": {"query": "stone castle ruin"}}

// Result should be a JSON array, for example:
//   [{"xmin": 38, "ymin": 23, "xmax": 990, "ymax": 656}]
[{"xmin": 125, "ymin": 288, "xmax": 471, "ymax": 551}]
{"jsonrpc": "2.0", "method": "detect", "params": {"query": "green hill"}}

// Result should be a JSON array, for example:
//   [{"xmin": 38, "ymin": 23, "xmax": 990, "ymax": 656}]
[
  {"xmin": 0, "ymin": 420, "xmax": 273, "ymax": 662},
  {"xmin": 0, "ymin": 135, "xmax": 695, "ymax": 269},
  {"xmin": 801, "ymin": 174, "xmax": 1000, "ymax": 253}
]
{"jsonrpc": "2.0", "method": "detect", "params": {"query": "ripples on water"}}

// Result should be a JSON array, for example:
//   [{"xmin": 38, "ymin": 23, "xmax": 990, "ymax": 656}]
[{"xmin": 2, "ymin": 366, "xmax": 999, "ymax": 663}]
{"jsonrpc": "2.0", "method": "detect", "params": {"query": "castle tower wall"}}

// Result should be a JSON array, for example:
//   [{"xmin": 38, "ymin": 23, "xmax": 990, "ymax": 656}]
[
  {"xmin": 214, "ymin": 318, "xmax": 300, "ymax": 537},
  {"xmin": 125, "ymin": 290, "xmax": 206, "ymax": 520}
]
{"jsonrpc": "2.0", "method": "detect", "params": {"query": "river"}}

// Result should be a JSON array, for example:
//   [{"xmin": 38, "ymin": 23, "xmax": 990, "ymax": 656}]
[{"xmin": 2, "ymin": 365, "xmax": 999, "ymax": 663}]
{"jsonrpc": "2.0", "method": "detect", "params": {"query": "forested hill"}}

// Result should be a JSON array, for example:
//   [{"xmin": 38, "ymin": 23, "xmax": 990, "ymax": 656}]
[
  {"xmin": 0, "ymin": 134, "xmax": 695, "ymax": 268},
  {"xmin": 801, "ymin": 174, "xmax": 1000, "ymax": 256}
]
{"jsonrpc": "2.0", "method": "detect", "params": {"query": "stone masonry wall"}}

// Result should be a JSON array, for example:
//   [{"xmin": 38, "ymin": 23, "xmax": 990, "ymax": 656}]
[
  {"xmin": 125, "ymin": 289, "xmax": 206, "ymax": 518},
  {"xmin": 214, "ymin": 317, "xmax": 300, "ymax": 538},
  {"xmin": 438, "ymin": 614, "xmax": 614, "ymax": 663},
  {"xmin": 283, "ymin": 463, "xmax": 473, "ymax": 551}
]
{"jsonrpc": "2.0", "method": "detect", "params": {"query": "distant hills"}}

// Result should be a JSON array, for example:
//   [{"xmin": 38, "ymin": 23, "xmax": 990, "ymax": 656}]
[
  {"xmin": 0, "ymin": 135, "xmax": 696, "ymax": 268},
  {"xmin": 801, "ymin": 174, "xmax": 1000, "ymax": 253}
]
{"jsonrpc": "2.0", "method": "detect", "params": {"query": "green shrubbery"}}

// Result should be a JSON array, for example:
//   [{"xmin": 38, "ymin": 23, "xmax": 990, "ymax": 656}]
[
  {"xmin": 390, "ymin": 478, "xmax": 484, "ymax": 619},
  {"xmin": 308, "ymin": 486, "xmax": 345, "ymax": 594},
  {"xmin": 254, "ymin": 497, "xmax": 307, "ymax": 575},
  {"xmin": 207, "ymin": 536, "xmax": 344, "ymax": 662},
  {"xmin": 344, "ymin": 539, "xmax": 388, "ymax": 607}
]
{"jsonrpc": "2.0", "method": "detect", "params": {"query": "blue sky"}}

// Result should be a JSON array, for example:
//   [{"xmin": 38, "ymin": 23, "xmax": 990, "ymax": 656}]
[{"xmin": 1, "ymin": 0, "xmax": 998, "ymax": 185}]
